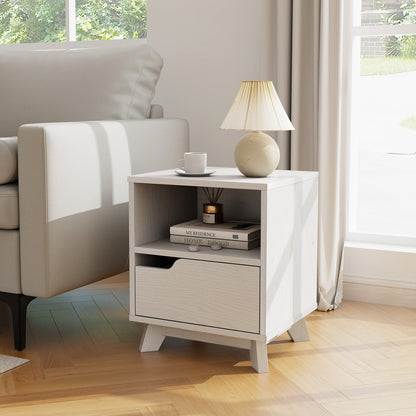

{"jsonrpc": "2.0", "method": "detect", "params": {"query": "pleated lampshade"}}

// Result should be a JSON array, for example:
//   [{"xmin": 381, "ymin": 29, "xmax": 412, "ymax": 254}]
[{"xmin": 220, "ymin": 81, "xmax": 294, "ymax": 131}]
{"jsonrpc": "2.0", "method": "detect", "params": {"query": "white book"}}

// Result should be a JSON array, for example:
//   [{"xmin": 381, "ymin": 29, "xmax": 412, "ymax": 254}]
[
  {"xmin": 170, "ymin": 234, "xmax": 260, "ymax": 250},
  {"xmin": 170, "ymin": 219, "xmax": 260, "ymax": 242}
]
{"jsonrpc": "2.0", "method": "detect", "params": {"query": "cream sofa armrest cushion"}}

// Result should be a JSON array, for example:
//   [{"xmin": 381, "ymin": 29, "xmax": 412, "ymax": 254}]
[
  {"xmin": 18, "ymin": 118, "xmax": 189, "ymax": 298},
  {"xmin": 0, "ymin": 42, "xmax": 163, "ymax": 137},
  {"xmin": 0, "ymin": 184, "xmax": 19, "ymax": 229},
  {"xmin": 0, "ymin": 137, "xmax": 18, "ymax": 184},
  {"xmin": 0, "ymin": 106, "xmax": 163, "ymax": 186}
]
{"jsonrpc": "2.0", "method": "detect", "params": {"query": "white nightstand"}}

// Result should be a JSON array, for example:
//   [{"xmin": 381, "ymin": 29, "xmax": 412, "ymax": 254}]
[{"xmin": 128, "ymin": 167, "xmax": 318, "ymax": 373}]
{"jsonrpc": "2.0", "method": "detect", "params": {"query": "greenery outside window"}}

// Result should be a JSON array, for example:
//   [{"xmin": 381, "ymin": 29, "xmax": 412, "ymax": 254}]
[{"xmin": 0, "ymin": 0, "xmax": 146, "ymax": 44}]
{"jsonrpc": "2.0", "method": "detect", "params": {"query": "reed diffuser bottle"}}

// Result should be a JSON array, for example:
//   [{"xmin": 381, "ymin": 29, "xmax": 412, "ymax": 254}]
[{"xmin": 202, "ymin": 187, "xmax": 224, "ymax": 224}]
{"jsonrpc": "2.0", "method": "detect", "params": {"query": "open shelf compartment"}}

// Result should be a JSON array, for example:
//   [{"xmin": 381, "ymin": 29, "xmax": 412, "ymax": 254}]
[
  {"xmin": 130, "ymin": 182, "xmax": 262, "ymax": 268},
  {"xmin": 135, "ymin": 238, "xmax": 260, "ymax": 266}
]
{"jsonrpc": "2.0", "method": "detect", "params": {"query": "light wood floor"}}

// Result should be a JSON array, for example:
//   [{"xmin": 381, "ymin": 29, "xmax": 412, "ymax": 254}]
[{"xmin": 0, "ymin": 273, "xmax": 415, "ymax": 416}]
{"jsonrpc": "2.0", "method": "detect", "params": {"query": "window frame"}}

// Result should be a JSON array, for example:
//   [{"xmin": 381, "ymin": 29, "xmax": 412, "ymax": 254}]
[
  {"xmin": 0, "ymin": 0, "xmax": 146, "ymax": 46},
  {"xmin": 66, "ymin": 0, "xmax": 76, "ymax": 42},
  {"xmin": 0, "ymin": 38, "xmax": 146, "ymax": 51},
  {"xmin": 346, "ymin": 0, "xmax": 416, "ymax": 247}
]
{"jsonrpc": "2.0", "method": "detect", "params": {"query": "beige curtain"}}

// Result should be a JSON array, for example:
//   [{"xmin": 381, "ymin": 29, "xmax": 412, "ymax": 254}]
[{"xmin": 271, "ymin": 0, "xmax": 351, "ymax": 311}]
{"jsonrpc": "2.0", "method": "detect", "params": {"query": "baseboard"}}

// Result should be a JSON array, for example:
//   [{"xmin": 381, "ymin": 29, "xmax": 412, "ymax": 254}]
[{"xmin": 343, "ymin": 274, "xmax": 416, "ymax": 308}]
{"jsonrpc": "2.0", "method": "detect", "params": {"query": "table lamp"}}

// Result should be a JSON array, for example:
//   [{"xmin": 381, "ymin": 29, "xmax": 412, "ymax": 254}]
[{"xmin": 220, "ymin": 80, "xmax": 294, "ymax": 177}]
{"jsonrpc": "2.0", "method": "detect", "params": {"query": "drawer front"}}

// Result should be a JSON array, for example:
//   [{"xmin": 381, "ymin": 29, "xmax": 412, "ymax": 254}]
[{"xmin": 136, "ymin": 259, "xmax": 260, "ymax": 333}]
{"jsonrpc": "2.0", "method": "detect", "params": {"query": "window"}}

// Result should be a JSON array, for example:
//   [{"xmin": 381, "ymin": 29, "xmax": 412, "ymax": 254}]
[
  {"xmin": 0, "ymin": 0, "xmax": 146, "ymax": 44},
  {"xmin": 348, "ymin": 0, "xmax": 416, "ymax": 245}
]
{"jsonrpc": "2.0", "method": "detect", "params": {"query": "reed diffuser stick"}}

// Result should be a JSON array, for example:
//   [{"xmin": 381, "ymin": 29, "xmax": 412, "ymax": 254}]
[
  {"xmin": 202, "ymin": 187, "xmax": 211, "ymax": 201},
  {"xmin": 217, "ymin": 188, "xmax": 224, "ymax": 203},
  {"xmin": 202, "ymin": 187, "xmax": 224, "ymax": 203},
  {"xmin": 202, "ymin": 187, "xmax": 224, "ymax": 224}
]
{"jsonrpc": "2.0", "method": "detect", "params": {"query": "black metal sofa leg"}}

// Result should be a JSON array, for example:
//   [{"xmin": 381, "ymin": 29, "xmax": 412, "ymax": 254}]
[{"xmin": 0, "ymin": 292, "xmax": 36, "ymax": 350}]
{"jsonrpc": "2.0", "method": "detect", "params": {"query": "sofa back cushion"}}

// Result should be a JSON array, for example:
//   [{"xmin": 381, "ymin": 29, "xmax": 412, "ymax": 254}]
[{"xmin": 0, "ymin": 42, "xmax": 163, "ymax": 137}]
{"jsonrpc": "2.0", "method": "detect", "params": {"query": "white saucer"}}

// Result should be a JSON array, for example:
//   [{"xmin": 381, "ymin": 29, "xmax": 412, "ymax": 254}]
[{"xmin": 175, "ymin": 168, "xmax": 216, "ymax": 177}]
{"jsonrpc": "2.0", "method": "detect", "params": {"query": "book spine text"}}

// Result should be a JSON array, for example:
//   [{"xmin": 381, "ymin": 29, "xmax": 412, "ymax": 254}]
[{"xmin": 170, "ymin": 235, "xmax": 259, "ymax": 250}]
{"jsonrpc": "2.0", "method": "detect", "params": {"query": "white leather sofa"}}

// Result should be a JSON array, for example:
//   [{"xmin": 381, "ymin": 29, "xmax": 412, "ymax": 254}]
[{"xmin": 0, "ymin": 41, "xmax": 189, "ymax": 350}]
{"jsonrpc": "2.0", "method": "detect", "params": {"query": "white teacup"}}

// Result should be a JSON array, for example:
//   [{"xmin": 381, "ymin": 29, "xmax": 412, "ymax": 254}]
[{"xmin": 180, "ymin": 152, "xmax": 207, "ymax": 174}]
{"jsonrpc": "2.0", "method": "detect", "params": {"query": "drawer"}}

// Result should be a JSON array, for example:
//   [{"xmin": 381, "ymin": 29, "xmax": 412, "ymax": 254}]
[{"xmin": 135, "ymin": 258, "xmax": 260, "ymax": 333}]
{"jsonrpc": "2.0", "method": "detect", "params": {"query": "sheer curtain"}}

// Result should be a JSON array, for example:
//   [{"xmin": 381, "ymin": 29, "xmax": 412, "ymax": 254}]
[{"xmin": 270, "ymin": 0, "xmax": 351, "ymax": 311}]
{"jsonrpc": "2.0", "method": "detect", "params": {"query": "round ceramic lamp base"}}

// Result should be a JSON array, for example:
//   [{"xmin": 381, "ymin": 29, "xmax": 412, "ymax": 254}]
[{"xmin": 234, "ymin": 131, "xmax": 280, "ymax": 177}]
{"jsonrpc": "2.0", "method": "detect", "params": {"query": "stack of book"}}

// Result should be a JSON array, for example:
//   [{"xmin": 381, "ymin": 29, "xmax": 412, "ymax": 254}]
[{"xmin": 169, "ymin": 219, "xmax": 261, "ymax": 250}]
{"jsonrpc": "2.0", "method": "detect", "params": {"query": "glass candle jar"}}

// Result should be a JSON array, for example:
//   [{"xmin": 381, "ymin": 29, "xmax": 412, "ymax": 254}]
[{"xmin": 202, "ymin": 203, "xmax": 223, "ymax": 224}]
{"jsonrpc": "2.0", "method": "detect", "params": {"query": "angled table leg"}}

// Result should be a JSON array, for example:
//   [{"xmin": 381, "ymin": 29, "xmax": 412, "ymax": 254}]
[
  {"xmin": 287, "ymin": 318, "xmax": 310, "ymax": 342},
  {"xmin": 249, "ymin": 340, "xmax": 269, "ymax": 373},
  {"xmin": 139, "ymin": 324, "xmax": 166, "ymax": 352}
]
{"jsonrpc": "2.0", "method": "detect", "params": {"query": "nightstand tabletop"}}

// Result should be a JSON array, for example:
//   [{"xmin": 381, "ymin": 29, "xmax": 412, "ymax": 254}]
[{"xmin": 128, "ymin": 167, "xmax": 318, "ymax": 190}]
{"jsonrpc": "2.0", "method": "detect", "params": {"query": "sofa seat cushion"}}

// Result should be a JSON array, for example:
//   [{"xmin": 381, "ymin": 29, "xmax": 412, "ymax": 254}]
[
  {"xmin": 0, "ymin": 184, "xmax": 19, "ymax": 229},
  {"xmin": 0, "ymin": 42, "xmax": 163, "ymax": 137},
  {"xmin": 0, "ymin": 137, "xmax": 18, "ymax": 184}
]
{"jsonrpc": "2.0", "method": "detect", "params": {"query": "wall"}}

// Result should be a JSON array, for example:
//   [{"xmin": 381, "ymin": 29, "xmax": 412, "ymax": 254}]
[
  {"xmin": 343, "ymin": 243, "xmax": 416, "ymax": 308},
  {"xmin": 148, "ymin": 1, "xmax": 416, "ymax": 310},
  {"xmin": 147, "ymin": 0, "xmax": 267, "ymax": 167}
]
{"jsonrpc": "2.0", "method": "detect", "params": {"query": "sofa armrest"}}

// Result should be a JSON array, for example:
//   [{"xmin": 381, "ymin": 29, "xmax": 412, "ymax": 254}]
[{"xmin": 18, "ymin": 118, "xmax": 189, "ymax": 297}]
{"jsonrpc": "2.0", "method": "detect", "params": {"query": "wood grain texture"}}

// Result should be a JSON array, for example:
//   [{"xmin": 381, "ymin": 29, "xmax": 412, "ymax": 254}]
[
  {"xmin": 1, "ymin": 274, "xmax": 415, "ymax": 415},
  {"xmin": 263, "ymin": 177, "xmax": 318, "ymax": 341},
  {"xmin": 129, "ymin": 170, "xmax": 319, "ymax": 374},
  {"xmin": 134, "ymin": 238, "xmax": 261, "ymax": 267},
  {"xmin": 129, "ymin": 182, "xmax": 197, "ymax": 323},
  {"xmin": 136, "ymin": 259, "xmax": 260, "ymax": 333}
]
